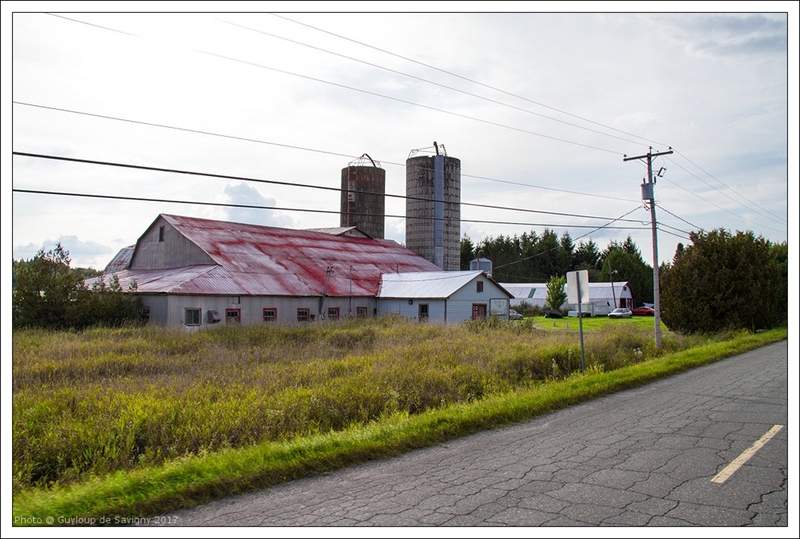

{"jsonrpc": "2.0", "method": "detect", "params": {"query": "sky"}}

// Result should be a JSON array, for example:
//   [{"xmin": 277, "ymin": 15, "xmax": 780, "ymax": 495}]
[
  {"xmin": 5, "ymin": 3, "xmax": 796, "ymax": 277},
  {"xmin": 3, "ymin": 4, "xmax": 798, "ymax": 538}
]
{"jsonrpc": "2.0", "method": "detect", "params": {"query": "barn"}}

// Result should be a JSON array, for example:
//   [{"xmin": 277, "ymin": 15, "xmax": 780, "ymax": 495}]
[
  {"xmin": 92, "ymin": 214, "xmax": 511, "ymax": 328},
  {"xmin": 500, "ymin": 281, "xmax": 634, "ymax": 316}
]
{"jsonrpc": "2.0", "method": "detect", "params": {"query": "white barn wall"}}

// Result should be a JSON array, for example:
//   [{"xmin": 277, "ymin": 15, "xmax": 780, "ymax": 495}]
[
  {"xmin": 376, "ymin": 299, "xmax": 447, "ymax": 321},
  {"xmin": 142, "ymin": 294, "xmax": 379, "ymax": 328}
]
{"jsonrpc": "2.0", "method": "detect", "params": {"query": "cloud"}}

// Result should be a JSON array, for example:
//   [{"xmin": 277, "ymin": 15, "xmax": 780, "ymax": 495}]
[
  {"xmin": 222, "ymin": 182, "xmax": 296, "ymax": 228},
  {"xmin": 648, "ymin": 13, "xmax": 787, "ymax": 60},
  {"xmin": 13, "ymin": 235, "xmax": 114, "ymax": 268}
]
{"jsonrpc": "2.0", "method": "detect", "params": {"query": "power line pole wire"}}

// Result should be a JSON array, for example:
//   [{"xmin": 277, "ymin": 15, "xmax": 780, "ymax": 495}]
[{"xmin": 624, "ymin": 146, "xmax": 673, "ymax": 349}]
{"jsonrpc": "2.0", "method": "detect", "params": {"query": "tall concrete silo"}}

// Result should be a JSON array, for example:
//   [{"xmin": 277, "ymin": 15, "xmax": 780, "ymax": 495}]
[
  {"xmin": 406, "ymin": 142, "xmax": 461, "ymax": 271},
  {"xmin": 340, "ymin": 154, "xmax": 385, "ymax": 239}
]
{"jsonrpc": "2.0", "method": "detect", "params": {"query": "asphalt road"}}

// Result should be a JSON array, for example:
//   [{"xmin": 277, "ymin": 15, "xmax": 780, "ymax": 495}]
[{"xmin": 153, "ymin": 341, "xmax": 788, "ymax": 527}]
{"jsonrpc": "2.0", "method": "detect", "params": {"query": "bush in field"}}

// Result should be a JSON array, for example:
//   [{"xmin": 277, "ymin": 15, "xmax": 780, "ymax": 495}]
[{"xmin": 13, "ymin": 243, "xmax": 143, "ymax": 330}]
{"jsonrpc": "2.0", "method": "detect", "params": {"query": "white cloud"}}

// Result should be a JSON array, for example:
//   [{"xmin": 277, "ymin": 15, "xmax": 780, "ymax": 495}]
[
  {"xmin": 222, "ymin": 182, "xmax": 295, "ymax": 228},
  {"xmin": 12, "ymin": 235, "xmax": 114, "ymax": 269}
]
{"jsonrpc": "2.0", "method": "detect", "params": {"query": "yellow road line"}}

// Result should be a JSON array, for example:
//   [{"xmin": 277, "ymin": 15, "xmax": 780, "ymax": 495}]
[{"xmin": 711, "ymin": 424, "xmax": 784, "ymax": 483}]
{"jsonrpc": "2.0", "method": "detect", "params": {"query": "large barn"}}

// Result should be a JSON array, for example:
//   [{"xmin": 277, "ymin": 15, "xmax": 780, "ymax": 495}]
[{"xmin": 93, "ymin": 214, "xmax": 512, "ymax": 327}]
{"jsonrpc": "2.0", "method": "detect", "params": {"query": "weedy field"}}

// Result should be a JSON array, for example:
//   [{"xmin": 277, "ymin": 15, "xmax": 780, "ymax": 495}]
[{"xmin": 13, "ymin": 316, "xmax": 700, "ymax": 493}]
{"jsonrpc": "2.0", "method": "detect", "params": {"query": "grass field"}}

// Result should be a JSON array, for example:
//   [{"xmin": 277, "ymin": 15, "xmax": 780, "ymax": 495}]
[{"xmin": 11, "ymin": 317, "xmax": 787, "ymax": 524}]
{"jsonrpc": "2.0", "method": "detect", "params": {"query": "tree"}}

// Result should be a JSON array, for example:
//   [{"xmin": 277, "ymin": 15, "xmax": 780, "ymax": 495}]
[
  {"xmin": 660, "ymin": 229, "xmax": 786, "ymax": 333},
  {"xmin": 13, "ymin": 244, "xmax": 85, "ymax": 329},
  {"xmin": 460, "ymin": 234, "xmax": 476, "ymax": 270},
  {"xmin": 13, "ymin": 243, "xmax": 143, "ymax": 330},
  {"xmin": 600, "ymin": 236, "xmax": 653, "ymax": 305},
  {"xmin": 528, "ymin": 229, "xmax": 571, "ymax": 282},
  {"xmin": 546, "ymin": 275, "xmax": 567, "ymax": 312}
]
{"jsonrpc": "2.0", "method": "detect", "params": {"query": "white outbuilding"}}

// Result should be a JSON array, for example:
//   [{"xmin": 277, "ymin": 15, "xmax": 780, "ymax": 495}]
[
  {"xmin": 377, "ymin": 271, "xmax": 514, "ymax": 323},
  {"xmin": 500, "ymin": 281, "xmax": 633, "ymax": 316}
]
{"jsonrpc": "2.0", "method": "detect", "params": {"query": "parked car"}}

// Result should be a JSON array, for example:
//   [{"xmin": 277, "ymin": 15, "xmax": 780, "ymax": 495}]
[
  {"xmin": 608, "ymin": 308, "xmax": 633, "ymax": 319},
  {"xmin": 631, "ymin": 306, "xmax": 655, "ymax": 316},
  {"xmin": 508, "ymin": 308, "xmax": 524, "ymax": 320}
]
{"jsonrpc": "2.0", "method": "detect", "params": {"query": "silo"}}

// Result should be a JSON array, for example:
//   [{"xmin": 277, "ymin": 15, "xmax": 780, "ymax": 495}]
[
  {"xmin": 406, "ymin": 143, "xmax": 461, "ymax": 270},
  {"xmin": 470, "ymin": 250, "xmax": 493, "ymax": 277},
  {"xmin": 340, "ymin": 154, "xmax": 385, "ymax": 239}
]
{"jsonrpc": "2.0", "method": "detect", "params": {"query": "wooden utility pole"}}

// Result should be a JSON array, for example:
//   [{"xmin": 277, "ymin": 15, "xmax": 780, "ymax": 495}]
[{"xmin": 624, "ymin": 146, "xmax": 673, "ymax": 349}]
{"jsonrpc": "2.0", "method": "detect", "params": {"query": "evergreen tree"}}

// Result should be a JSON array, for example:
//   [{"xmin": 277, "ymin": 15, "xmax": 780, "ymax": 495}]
[
  {"xmin": 600, "ymin": 236, "xmax": 653, "ymax": 305},
  {"xmin": 660, "ymin": 229, "xmax": 786, "ymax": 333}
]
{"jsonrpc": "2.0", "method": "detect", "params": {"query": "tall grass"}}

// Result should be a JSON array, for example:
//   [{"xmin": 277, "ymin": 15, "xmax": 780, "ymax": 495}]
[{"xmin": 13, "ymin": 318, "xmax": 708, "ymax": 493}]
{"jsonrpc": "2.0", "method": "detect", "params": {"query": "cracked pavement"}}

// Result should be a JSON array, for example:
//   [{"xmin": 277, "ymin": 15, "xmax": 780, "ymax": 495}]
[{"xmin": 153, "ymin": 341, "xmax": 788, "ymax": 527}]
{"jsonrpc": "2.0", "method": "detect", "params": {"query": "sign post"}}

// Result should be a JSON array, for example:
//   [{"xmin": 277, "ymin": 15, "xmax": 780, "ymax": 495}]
[{"xmin": 566, "ymin": 270, "xmax": 589, "ymax": 372}]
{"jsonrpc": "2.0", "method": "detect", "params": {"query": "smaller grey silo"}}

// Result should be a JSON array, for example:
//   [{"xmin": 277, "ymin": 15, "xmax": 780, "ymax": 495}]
[
  {"xmin": 340, "ymin": 154, "xmax": 386, "ymax": 239},
  {"xmin": 470, "ymin": 250, "xmax": 493, "ymax": 277}
]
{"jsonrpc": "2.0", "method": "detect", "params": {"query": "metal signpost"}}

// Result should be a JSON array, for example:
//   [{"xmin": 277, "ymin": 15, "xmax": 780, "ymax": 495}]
[{"xmin": 566, "ymin": 270, "xmax": 589, "ymax": 372}]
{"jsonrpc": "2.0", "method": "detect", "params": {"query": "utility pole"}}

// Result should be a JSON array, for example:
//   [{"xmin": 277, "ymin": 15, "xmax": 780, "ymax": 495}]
[{"xmin": 624, "ymin": 146, "xmax": 672, "ymax": 349}]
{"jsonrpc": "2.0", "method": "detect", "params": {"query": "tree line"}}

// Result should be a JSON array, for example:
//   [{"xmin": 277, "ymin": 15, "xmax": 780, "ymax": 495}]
[
  {"xmin": 460, "ymin": 228, "xmax": 655, "ymax": 305},
  {"xmin": 460, "ymin": 227, "xmax": 787, "ymax": 333}
]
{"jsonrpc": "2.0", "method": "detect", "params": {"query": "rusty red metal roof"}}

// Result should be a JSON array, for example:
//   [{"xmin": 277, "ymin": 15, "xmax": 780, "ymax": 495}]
[{"xmin": 104, "ymin": 214, "xmax": 442, "ymax": 297}]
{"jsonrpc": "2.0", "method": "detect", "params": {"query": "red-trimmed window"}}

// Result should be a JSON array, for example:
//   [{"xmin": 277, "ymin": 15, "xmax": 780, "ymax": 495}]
[{"xmin": 225, "ymin": 308, "xmax": 241, "ymax": 324}]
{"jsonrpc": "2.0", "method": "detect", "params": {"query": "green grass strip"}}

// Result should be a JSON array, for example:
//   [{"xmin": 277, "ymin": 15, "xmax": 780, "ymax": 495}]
[{"xmin": 13, "ymin": 328, "xmax": 787, "ymax": 525}]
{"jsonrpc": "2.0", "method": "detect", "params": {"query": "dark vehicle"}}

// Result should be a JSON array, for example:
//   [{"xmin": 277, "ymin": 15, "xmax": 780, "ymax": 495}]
[
  {"xmin": 608, "ymin": 308, "xmax": 633, "ymax": 319},
  {"xmin": 631, "ymin": 306, "xmax": 655, "ymax": 316},
  {"xmin": 544, "ymin": 310, "xmax": 563, "ymax": 319},
  {"xmin": 508, "ymin": 308, "xmax": 524, "ymax": 320}
]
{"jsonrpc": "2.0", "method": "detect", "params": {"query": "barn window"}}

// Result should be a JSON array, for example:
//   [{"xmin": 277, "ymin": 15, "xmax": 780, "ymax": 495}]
[
  {"xmin": 297, "ymin": 308, "xmax": 310, "ymax": 322},
  {"xmin": 327, "ymin": 307, "xmax": 340, "ymax": 321},
  {"xmin": 158, "ymin": 226, "xmax": 165, "ymax": 242},
  {"xmin": 476, "ymin": 281, "xmax": 484, "ymax": 293},
  {"xmin": 185, "ymin": 308, "xmax": 201, "ymax": 326},
  {"xmin": 418, "ymin": 303, "xmax": 429, "ymax": 321},
  {"xmin": 225, "ymin": 309, "xmax": 241, "ymax": 324},
  {"xmin": 356, "ymin": 306, "xmax": 367, "ymax": 318},
  {"xmin": 263, "ymin": 308, "xmax": 277, "ymax": 323}
]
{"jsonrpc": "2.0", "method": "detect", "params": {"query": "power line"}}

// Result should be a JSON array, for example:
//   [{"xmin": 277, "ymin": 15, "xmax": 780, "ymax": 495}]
[
  {"xmin": 657, "ymin": 205, "xmax": 703, "ymax": 233},
  {"xmin": 220, "ymin": 17, "xmax": 648, "ymax": 148},
  {"xmin": 658, "ymin": 168, "xmax": 785, "ymax": 234},
  {"xmin": 491, "ymin": 206, "xmax": 644, "ymax": 272},
  {"xmin": 667, "ymin": 152, "xmax": 786, "ymax": 227},
  {"xmin": 11, "ymin": 189, "xmax": 650, "ymax": 233},
  {"xmin": 43, "ymin": 13, "xmax": 626, "ymax": 156},
  {"xmin": 13, "ymin": 101, "xmax": 640, "ymax": 206},
  {"xmin": 12, "ymin": 151, "xmax": 650, "ymax": 226},
  {"xmin": 271, "ymin": 13, "xmax": 669, "ymax": 149}
]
